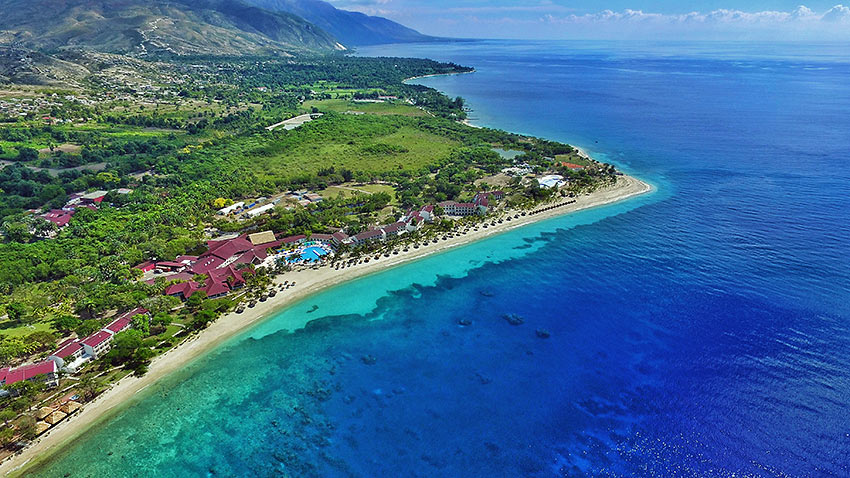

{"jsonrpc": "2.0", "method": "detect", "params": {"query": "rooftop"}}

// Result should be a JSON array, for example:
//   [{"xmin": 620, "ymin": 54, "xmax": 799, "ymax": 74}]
[
  {"xmin": 82, "ymin": 330, "xmax": 113, "ymax": 348},
  {"xmin": 104, "ymin": 317, "xmax": 132, "ymax": 334},
  {"xmin": 248, "ymin": 230, "xmax": 276, "ymax": 246},
  {"xmin": 51, "ymin": 339, "xmax": 82, "ymax": 359},
  {"xmin": 0, "ymin": 361, "xmax": 57, "ymax": 385}
]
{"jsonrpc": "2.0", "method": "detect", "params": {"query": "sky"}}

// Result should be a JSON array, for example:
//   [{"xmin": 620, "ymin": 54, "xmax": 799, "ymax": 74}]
[{"xmin": 326, "ymin": 1, "xmax": 850, "ymax": 40}]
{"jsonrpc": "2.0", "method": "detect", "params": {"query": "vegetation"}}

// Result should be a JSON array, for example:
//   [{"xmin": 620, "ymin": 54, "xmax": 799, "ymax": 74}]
[{"xmin": 0, "ymin": 52, "xmax": 618, "ymax": 449}]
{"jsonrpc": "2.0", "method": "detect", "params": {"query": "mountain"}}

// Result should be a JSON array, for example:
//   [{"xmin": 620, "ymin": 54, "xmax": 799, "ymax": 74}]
[
  {"xmin": 0, "ymin": 47, "xmax": 91, "ymax": 85},
  {"xmin": 0, "ymin": 0, "xmax": 345, "ymax": 56},
  {"xmin": 245, "ymin": 0, "xmax": 436, "ymax": 46}
]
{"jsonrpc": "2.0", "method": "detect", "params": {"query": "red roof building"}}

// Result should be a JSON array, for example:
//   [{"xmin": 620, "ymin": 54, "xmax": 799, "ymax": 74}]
[
  {"xmin": 135, "ymin": 261, "xmax": 156, "ymax": 272},
  {"xmin": 190, "ymin": 256, "xmax": 226, "ymax": 275},
  {"xmin": 104, "ymin": 317, "xmax": 132, "ymax": 335},
  {"xmin": 51, "ymin": 339, "xmax": 83, "ymax": 360},
  {"xmin": 382, "ymin": 222, "xmax": 407, "ymax": 237},
  {"xmin": 352, "ymin": 229, "xmax": 385, "ymax": 244},
  {"xmin": 280, "ymin": 234, "xmax": 307, "ymax": 244},
  {"xmin": 204, "ymin": 280, "xmax": 231, "ymax": 298},
  {"xmin": 40, "ymin": 209, "xmax": 75, "ymax": 228},
  {"xmin": 165, "ymin": 281, "xmax": 202, "ymax": 300},
  {"xmin": 205, "ymin": 236, "xmax": 254, "ymax": 261},
  {"xmin": 117, "ymin": 307, "xmax": 148, "ymax": 321},
  {"xmin": 309, "ymin": 234, "xmax": 335, "ymax": 243},
  {"xmin": 1, "ymin": 361, "xmax": 59, "ymax": 387},
  {"xmin": 439, "ymin": 201, "xmax": 482, "ymax": 217},
  {"xmin": 331, "ymin": 231, "xmax": 350, "ymax": 245},
  {"xmin": 81, "ymin": 331, "xmax": 114, "ymax": 357}
]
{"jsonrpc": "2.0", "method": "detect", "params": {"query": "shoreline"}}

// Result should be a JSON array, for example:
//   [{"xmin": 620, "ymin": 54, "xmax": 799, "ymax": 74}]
[
  {"xmin": 402, "ymin": 69, "xmax": 475, "ymax": 84},
  {"xmin": 2, "ymin": 174, "xmax": 652, "ymax": 476}
]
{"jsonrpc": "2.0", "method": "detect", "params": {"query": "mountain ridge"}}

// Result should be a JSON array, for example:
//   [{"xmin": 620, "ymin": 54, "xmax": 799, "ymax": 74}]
[
  {"xmin": 245, "ymin": 0, "xmax": 439, "ymax": 46},
  {"xmin": 0, "ymin": 0, "xmax": 346, "ymax": 56}
]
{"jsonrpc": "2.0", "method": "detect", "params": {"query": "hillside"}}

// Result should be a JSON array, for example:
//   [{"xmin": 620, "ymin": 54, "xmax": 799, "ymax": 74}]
[
  {"xmin": 246, "ymin": 0, "xmax": 437, "ymax": 45},
  {"xmin": 0, "ymin": 0, "xmax": 345, "ymax": 56}
]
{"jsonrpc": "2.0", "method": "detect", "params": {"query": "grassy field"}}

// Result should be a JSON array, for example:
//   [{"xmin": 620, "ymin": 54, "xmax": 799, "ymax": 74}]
[
  {"xmin": 0, "ymin": 320, "xmax": 55, "ymax": 338},
  {"xmin": 301, "ymin": 99, "xmax": 426, "ymax": 117},
  {"xmin": 319, "ymin": 183, "xmax": 398, "ymax": 203},
  {"xmin": 0, "ymin": 123, "xmax": 185, "ymax": 157},
  {"xmin": 555, "ymin": 153, "xmax": 593, "ymax": 167},
  {"xmin": 242, "ymin": 115, "xmax": 459, "ymax": 179}
]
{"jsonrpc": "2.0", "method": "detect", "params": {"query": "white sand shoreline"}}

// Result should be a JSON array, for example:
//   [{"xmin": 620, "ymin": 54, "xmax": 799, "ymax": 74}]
[
  {"xmin": 402, "ymin": 69, "xmax": 475, "ymax": 84},
  {"xmin": 1, "ymin": 174, "xmax": 652, "ymax": 476}
]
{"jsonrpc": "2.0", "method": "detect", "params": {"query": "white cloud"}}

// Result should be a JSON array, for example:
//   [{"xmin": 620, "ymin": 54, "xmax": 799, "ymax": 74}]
[
  {"xmin": 543, "ymin": 4, "xmax": 850, "ymax": 26},
  {"xmin": 530, "ymin": 4, "xmax": 850, "ymax": 39},
  {"xmin": 822, "ymin": 4, "xmax": 850, "ymax": 21},
  {"xmin": 326, "ymin": 2, "xmax": 850, "ymax": 40}
]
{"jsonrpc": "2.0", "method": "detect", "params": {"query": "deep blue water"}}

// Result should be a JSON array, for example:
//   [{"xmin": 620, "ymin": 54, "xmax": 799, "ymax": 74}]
[{"xmin": 33, "ymin": 41, "xmax": 850, "ymax": 477}]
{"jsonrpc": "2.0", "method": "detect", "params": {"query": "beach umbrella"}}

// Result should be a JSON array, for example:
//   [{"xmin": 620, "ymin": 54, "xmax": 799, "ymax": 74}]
[{"xmin": 45, "ymin": 410, "xmax": 67, "ymax": 425}]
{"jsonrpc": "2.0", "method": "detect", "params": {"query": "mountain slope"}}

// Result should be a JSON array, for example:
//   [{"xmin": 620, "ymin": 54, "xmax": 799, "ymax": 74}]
[
  {"xmin": 0, "ymin": 0, "xmax": 345, "ymax": 56},
  {"xmin": 246, "ymin": 0, "xmax": 436, "ymax": 45}
]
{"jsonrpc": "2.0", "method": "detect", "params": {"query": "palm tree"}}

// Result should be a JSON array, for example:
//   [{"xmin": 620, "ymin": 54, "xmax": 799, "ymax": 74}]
[{"xmin": 78, "ymin": 375, "xmax": 102, "ymax": 402}]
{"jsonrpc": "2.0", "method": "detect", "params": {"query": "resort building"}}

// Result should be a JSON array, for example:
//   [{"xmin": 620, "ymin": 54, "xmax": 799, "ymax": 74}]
[
  {"xmin": 351, "ymin": 228, "xmax": 386, "ymax": 244},
  {"xmin": 248, "ymin": 230, "xmax": 276, "ymax": 246},
  {"xmin": 164, "ymin": 281, "xmax": 202, "ymax": 300},
  {"xmin": 280, "ymin": 234, "xmax": 307, "ymax": 246},
  {"xmin": 309, "ymin": 233, "xmax": 336, "ymax": 244},
  {"xmin": 205, "ymin": 265, "xmax": 247, "ymax": 298},
  {"xmin": 439, "ymin": 201, "xmax": 484, "ymax": 217},
  {"xmin": 244, "ymin": 203, "xmax": 275, "ymax": 219},
  {"xmin": 105, "ymin": 316, "xmax": 133, "ymax": 335},
  {"xmin": 134, "ymin": 260, "xmax": 189, "ymax": 274},
  {"xmin": 473, "ymin": 191, "xmax": 505, "ymax": 203},
  {"xmin": 419, "ymin": 205, "xmax": 435, "ymax": 221},
  {"xmin": 81, "ymin": 331, "xmax": 114, "ymax": 358},
  {"xmin": 40, "ymin": 209, "xmax": 76, "ymax": 228},
  {"xmin": 161, "ymin": 233, "xmax": 282, "ymax": 301},
  {"xmin": 401, "ymin": 205, "xmax": 436, "ymax": 225},
  {"xmin": 538, "ymin": 175, "xmax": 567, "ymax": 189},
  {"xmin": 80, "ymin": 191, "xmax": 108, "ymax": 205},
  {"xmin": 48, "ymin": 339, "xmax": 84, "ymax": 369},
  {"xmin": 0, "ymin": 361, "xmax": 59, "ymax": 390},
  {"xmin": 405, "ymin": 215, "xmax": 425, "ymax": 232},
  {"xmin": 331, "ymin": 231, "xmax": 350, "ymax": 245},
  {"xmin": 382, "ymin": 222, "xmax": 408, "ymax": 238},
  {"xmin": 217, "ymin": 201, "xmax": 245, "ymax": 215}
]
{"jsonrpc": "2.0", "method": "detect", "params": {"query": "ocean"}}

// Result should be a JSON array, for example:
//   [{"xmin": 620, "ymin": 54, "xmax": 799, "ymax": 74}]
[{"xmin": 31, "ymin": 41, "xmax": 850, "ymax": 477}]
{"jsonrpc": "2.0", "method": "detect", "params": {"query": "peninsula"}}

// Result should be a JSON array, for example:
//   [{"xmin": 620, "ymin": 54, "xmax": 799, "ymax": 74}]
[{"xmin": 0, "ymin": 48, "xmax": 650, "ymax": 476}]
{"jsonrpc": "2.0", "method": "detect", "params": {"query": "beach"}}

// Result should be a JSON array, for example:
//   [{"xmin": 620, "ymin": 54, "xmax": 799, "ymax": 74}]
[{"xmin": 1, "ymin": 174, "xmax": 651, "ymax": 477}]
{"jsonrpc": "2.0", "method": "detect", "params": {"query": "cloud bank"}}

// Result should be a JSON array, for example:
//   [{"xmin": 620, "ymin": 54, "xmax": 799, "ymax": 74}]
[{"xmin": 328, "ymin": 2, "xmax": 850, "ymax": 40}]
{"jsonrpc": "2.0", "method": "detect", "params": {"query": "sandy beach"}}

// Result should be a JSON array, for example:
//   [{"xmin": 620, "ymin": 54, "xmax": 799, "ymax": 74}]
[
  {"xmin": 1, "ymin": 174, "xmax": 651, "ymax": 476},
  {"xmin": 403, "ymin": 69, "xmax": 476, "ymax": 84}
]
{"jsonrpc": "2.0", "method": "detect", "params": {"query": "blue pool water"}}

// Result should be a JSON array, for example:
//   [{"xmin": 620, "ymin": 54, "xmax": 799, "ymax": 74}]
[
  {"xmin": 301, "ymin": 245, "xmax": 328, "ymax": 261},
  {"xmin": 285, "ymin": 244, "xmax": 330, "ymax": 263},
  {"xmin": 32, "ymin": 41, "xmax": 850, "ymax": 477}
]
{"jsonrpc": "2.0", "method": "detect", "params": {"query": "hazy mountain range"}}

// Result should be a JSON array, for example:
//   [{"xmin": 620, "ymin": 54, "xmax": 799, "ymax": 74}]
[
  {"xmin": 0, "ymin": 0, "xmax": 435, "ymax": 57},
  {"xmin": 246, "ymin": 0, "xmax": 435, "ymax": 46}
]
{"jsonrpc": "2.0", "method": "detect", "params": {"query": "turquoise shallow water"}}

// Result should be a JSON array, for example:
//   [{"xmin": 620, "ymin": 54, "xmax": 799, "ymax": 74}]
[{"xmin": 33, "ymin": 41, "xmax": 850, "ymax": 477}]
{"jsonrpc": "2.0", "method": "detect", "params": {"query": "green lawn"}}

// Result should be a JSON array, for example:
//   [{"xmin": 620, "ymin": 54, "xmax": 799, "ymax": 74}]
[
  {"xmin": 242, "ymin": 116, "xmax": 458, "ymax": 179},
  {"xmin": 320, "ymin": 183, "xmax": 398, "ymax": 204},
  {"xmin": 0, "ymin": 320, "xmax": 55, "ymax": 339},
  {"xmin": 302, "ymin": 99, "xmax": 426, "ymax": 117},
  {"xmin": 555, "ymin": 153, "xmax": 594, "ymax": 167}
]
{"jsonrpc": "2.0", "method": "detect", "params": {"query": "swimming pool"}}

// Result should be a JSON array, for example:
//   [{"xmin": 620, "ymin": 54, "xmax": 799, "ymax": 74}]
[
  {"xmin": 301, "ymin": 245, "xmax": 329, "ymax": 261},
  {"xmin": 283, "ymin": 244, "xmax": 330, "ymax": 263}
]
